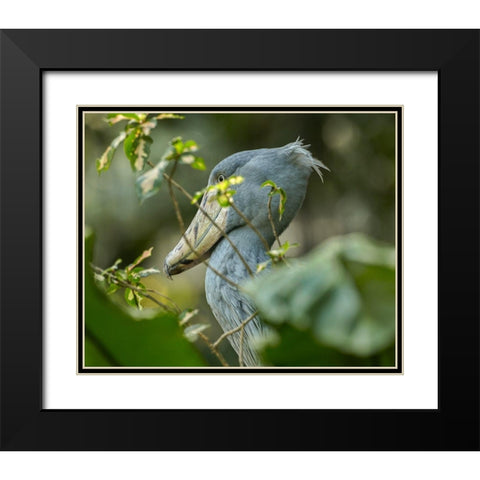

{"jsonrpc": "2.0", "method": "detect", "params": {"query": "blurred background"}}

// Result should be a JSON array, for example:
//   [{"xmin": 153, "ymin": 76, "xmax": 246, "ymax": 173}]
[{"xmin": 84, "ymin": 111, "xmax": 396, "ymax": 368}]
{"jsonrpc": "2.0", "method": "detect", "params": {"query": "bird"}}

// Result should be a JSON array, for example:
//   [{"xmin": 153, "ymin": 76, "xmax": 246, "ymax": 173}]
[{"xmin": 164, "ymin": 139, "xmax": 328, "ymax": 366}]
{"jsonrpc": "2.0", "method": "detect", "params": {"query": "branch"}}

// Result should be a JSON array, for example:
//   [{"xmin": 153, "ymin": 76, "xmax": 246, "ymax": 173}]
[
  {"xmin": 162, "ymin": 167, "xmax": 236, "ymax": 366},
  {"xmin": 229, "ymin": 200, "xmax": 270, "ymax": 252},
  {"xmin": 164, "ymin": 169, "xmax": 239, "ymax": 289},
  {"xmin": 164, "ymin": 172, "xmax": 254, "ymax": 277},
  {"xmin": 90, "ymin": 264, "xmax": 175, "ymax": 312},
  {"xmin": 267, "ymin": 196, "xmax": 282, "ymax": 249},
  {"xmin": 91, "ymin": 262, "xmax": 230, "ymax": 366},
  {"xmin": 212, "ymin": 310, "xmax": 258, "ymax": 349},
  {"xmin": 238, "ymin": 326, "xmax": 245, "ymax": 367},
  {"xmin": 143, "ymin": 287, "xmax": 182, "ymax": 314},
  {"xmin": 198, "ymin": 332, "xmax": 229, "ymax": 367}
]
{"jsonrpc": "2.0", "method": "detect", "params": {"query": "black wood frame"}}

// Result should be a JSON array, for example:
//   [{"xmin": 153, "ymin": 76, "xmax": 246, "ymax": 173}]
[{"xmin": 0, "ymin": 29, "xmax": 478, "ymax": 450}]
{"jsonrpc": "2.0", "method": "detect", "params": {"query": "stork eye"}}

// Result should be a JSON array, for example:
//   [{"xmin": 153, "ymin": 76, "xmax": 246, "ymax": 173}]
[{"xmin": 217, "ymin": 174, "xmax": 225, "ymax": 183}]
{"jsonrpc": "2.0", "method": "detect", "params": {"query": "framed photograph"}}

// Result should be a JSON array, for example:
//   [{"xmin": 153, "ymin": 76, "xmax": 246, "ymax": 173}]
[
  {"xmin": 79, "ymin": 106, "xmax": 401, "ymax": 374},
  {"xmin": 1, "ymin": 29, "xmax": 478, "ymax": 450}
]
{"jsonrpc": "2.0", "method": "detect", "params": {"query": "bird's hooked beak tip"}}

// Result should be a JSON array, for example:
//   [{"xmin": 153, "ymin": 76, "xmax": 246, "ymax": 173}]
[
  {"xmin": 163, "ymin": 260, "xmax": 173, "ymax": 280},
  {"xmin": 164, "ymin": 247, "xmax": 198, "ymax": 277}
]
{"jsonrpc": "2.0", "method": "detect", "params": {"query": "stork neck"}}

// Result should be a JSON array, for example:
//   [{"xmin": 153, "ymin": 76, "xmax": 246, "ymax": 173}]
[
  {"xmin": 208, "ymin": 226, "xmax": 272, "ymax": 280},
  {"xmin": 204, "ymin": 226, "xmax": 267, "ymax": 367}
]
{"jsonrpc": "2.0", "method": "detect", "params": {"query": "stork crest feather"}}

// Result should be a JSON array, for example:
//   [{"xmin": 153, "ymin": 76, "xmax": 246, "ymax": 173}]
[{"xmin": 286, "ymin": 138, "xmax": 330, "ymax": 182}]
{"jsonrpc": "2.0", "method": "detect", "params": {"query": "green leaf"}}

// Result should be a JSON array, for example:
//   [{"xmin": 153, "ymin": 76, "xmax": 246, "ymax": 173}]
[
  {"xmin": 155, "ymin": 113, "xmax": 185, "ymax": 120},
  {"xmin": 107, "ymin": 113, "xmax": 141, "ymax": 125},
  {"xmin": 180, "ymin": 154, "xmax": 195, "ymax": 165},
  {"xmin": 112, "ymin": 258, "xmax": 122, "ymax": 269},
  {"xmin": 190, "ymin": 175, "xmax": 243, "ymax": 205},
  {"xmin": 96, "ymin": 131, "xmax": 127, "ymax": 173},
  {"xmin": 94, "ymin": 273, "xmax": 105, "ymax": 283},
  {"xmin": 135, "ymin": 267, "xmax": 162, "ymax": 278},
  {"xmin": 267, "ymin": 241, "xmax": 298, "ymax": 261},
  {"xmin": 244, "ymin": 234, "xmax": 396, "ymax": 363},
  {"xmin": 123, "ymin": 130, "xmax": 138, "ymax": 166},
  {"xmin": 222, "ymin": 175, "xmax": 244, "ymax": 188},
  {"xmin": 106, "ymin": 283, "xmax": 120, "ymax": 295},
  {"xmin": 256, "ymin": 324, "xmax": 382, "ymax": 367},
  {"xmin": 171, "ymin": 136, "xmax": 184, "ymax": 155},
  {"xmin": 130, "ymin": 266, "xmax": 145, "ymax": 274},
  {"xmin": 139, "ymin": 118, "xmax": 157, "ymax": 135},
  {"xmin": 183, "ymin": 140, "xmax": 198, "ymax": 152},
  {"xmin": 216, "ymin": 193, "xmax": 232, "ymax": 207},
  {"xmin": 178, "ymin": 152, "xmax": 205, "ymax": 172},
  {"xmin": 256, "ymin": 261, "xmax": 271, "ymax": 273},
  {"xmin": 124, "ymin": 288, "xmax": 136, "ymax": 307},
  {"xmin": 133, "ymin": 291, "xmax": 144, "ymax": 310},
  {"xmin": 115, "ymin": 270, "xmax": 127, "ymax": 281},
  {"xmin": 191, "ymin": 157, "xmax": 206, "ymax": 170},
  {"xmin": 183, "ymin": 323, "xmax": 210, "ymax": 342},
  {"xmin": 84, "ymin": 231, "xmax": 206, "ymax": 367},
  {"xmin": 135, "ymin": 158, "xmax": 169, "ymax": 202},
  {"xmin": 261, "ymin": 180, "xmax": 276, "ymax": 189},
  {"xmin": 124, "ymin": 130, "xmax": 153, "ymax": 172},
  {"xmin": 124, "ymin": 288, "xmax": 144, "ymax": 310},
  {"xmin": 277, "ymin": 187, "xmax": 287, "ymax": 220},
  {"xmin": 127, "ymin": 273, "xmax": 141, "ymax": 286},
  {"xmin": 126, "ymin": 247, "xmax": 153, "ymax": 272},
  {"xmin": 262, "ymin": 180, "xmax": 287, "ymax": 220},
  {"xmin": 191, "ymin": 189, "xmax": 205, "ymax": 204},
  {"xmin": 179, "ymin": 308, "xmax": 199, "ymax": 326}
]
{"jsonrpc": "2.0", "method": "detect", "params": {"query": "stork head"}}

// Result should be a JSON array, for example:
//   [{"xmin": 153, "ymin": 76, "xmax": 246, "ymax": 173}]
[{"xmin": 164, "ymin": 139, "xmax": 328, "ymax": 276}]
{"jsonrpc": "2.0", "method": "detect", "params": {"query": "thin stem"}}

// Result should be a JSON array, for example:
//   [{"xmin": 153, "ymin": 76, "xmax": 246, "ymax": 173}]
[
  {"xmin": 175, "ymin": 305, "xmax": 230, "ymax": 367},
  {"xmin": 212, "ymin": 310, "xmax": 258, "ymax": 349},
  {"xmin": 198, "ymin": 332, "xmax": 229, "ymax": 367},
  {"xmin": 203, "ymin": 260, "xmax": 238, "ymax": 288},
  {"xmin": 267, "ymin": 196, "xmax": 282, "ymax": 249},
  {"xmin": 238, "ymin": 326, "xmax": 245, "ymax": 367},
  {"xmin": 265, "ymin": 198, "xmax": 291, "ymax": 267},
  {"xmin": 164, "ymin": 173, "xmax": 254, "ymax": 277},
  {"xmin": 143, "ymin": 288, "xmax": 182, "ymax": 314},
  {"xmin": 164, "ymin": 171, "xmax": 239, "ymax": 289},
  {"xmin": 160, "ymin": 165, "xmax": 265, "ymax": 367},
  {"xmin": 92, "ymin": 262, "xmax": 229, "ymax": 366},
  {"xmin": 229, "ymin": 200, "xmax": 270, "ymax": 252},
  {"xmin": 167, "ymin": 162, "xmax": 185, "ymax": 231},
  {"xmin": 90, "ymin": 264, "xmax": 174, "ymax": 312}
]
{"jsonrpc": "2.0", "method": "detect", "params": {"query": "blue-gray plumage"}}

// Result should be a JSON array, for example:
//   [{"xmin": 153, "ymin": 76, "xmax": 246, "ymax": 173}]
[{"xmin": 164, "ymin": 140, "xmax": 328, "ymax": 366}]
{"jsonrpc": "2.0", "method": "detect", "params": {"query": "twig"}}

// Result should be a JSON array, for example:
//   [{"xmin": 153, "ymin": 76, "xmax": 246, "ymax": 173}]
[
  {"xmin": 164, "ymin": 169, "xmax": 239, "ymax": 289},
  {"xmin": 212, "ymin": 310, "xmax": 258, "ymax": 349},
  {"xmin": 267, "ymin": 196, "xmax": 282, "ymax": 249},
  {"xmin": 162, "ymin": 165, "xmax": 237, "ymax": 366},
  {"xmin": 166, "ymin": 162, "xmax": 185, "ymax": 231},
  {"xmin": 229, "ymin": 200, "xmax": 270, "ymax": 252},
  {"xmin": 265, "ymin": 198, "xmax": 290, "ymax": 267},
  {"xmin": 164, "ymin": 172, "xmax": 254, "ymax": 277},
  {"xmin": 198, "ymin": 332, "xmax": 229, "ymax": 367},
  {"xmin": 238, "ymin": 326, "xmax": 245, "ymax": 367},
  {"xmin": 160, "ymin": 163, "xmax": 266, "ymax": 367},
  {"xmin": 92, "ymin": 262, "xmax": 229, "ymax": 366},
  {"xmin": 143, "ymin": 288, "xmax": 182, "ymax": 314},
  {"xmin": 90, "ymin": 264, "xmax": 174, "ymax": 312}
]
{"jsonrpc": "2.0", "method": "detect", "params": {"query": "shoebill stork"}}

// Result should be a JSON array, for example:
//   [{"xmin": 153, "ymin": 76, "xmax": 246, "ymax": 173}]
[{"xmin": 164, "ymin": 140, "xmax": 328, "ymax": 366}]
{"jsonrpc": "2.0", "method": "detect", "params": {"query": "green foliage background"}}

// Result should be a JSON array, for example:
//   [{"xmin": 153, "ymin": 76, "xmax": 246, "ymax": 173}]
[{"xmin": 84, "ymin": 112, "xmax": 397, "ymax": 367}]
